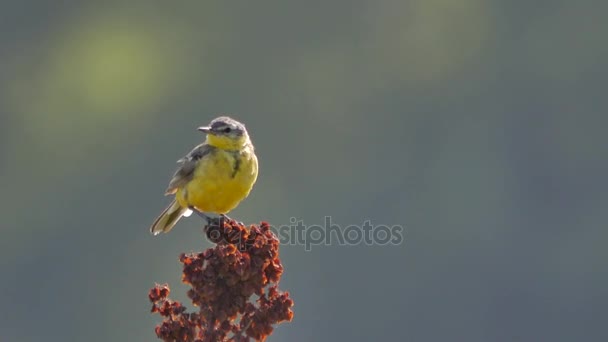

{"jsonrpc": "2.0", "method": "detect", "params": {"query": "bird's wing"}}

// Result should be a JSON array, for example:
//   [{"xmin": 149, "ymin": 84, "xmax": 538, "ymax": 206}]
[{"xmin": 165, "ymin": 143, "xmax": 215, "ymax": 195}]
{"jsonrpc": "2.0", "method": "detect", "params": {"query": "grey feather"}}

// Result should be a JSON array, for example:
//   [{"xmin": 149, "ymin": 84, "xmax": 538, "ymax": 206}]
[
  {"xmin": 230, "ymin": 150, "xmax": 241, "ymax": 178},
  {"xmin": 165, "ymin": 143, "xmax": 215, "ymax": 195}
]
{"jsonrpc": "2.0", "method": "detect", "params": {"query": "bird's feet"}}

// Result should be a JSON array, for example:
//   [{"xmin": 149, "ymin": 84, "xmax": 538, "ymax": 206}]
[
  {"xmin": 220, "ymin": 214, "xmax": 233, "ymax": 225},
  {"xmin": 188, "ymin": 206, "xmax": 212, "ymax": 223},
  {"xmin": 189, "ymin": 207, "xmax": 235, "ymax": 226}
]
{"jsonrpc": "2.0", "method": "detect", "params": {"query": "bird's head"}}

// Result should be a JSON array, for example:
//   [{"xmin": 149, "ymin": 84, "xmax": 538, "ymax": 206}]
[{"xmin": 198, "ymin": 116, "xmax": 250, "ymax": 149}]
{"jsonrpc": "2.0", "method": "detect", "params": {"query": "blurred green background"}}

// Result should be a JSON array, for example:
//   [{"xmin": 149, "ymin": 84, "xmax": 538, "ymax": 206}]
[{"xmin": 1, "ymin": 1, "xmax": 607, "ymax": 341}]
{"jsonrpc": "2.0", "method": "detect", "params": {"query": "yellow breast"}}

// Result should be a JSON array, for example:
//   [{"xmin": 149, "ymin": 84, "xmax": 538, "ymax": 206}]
[{"xmin": 176, "ymin": 146, "xmax": 258, "ymax": 214}]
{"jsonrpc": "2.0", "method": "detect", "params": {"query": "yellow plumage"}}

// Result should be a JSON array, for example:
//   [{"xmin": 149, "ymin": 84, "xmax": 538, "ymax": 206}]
[
  {"xmin": 150, "ymin": 117, "xmax": 258, "ymax": 235},
  {"xmin": 176, "ymin": 143, "xmax": 258, "ymax": 214}
]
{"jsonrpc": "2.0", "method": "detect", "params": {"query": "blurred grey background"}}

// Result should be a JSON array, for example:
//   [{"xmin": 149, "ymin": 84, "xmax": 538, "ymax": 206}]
[{"xmin": 1, "ymin": 1, "xmax": 607, "ymax": 341}]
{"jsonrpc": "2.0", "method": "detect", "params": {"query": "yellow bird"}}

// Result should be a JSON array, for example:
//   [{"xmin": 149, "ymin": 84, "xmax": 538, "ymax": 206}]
[{"xmin": 150, "ymin": 116, "xmax": 258, "ymax": 235}]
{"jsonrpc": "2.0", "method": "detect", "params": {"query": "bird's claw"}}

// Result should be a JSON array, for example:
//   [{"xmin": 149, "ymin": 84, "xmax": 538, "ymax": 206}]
[{"xmin": 189, "ymin": 206, "xmax": 212, "ymax": 223}]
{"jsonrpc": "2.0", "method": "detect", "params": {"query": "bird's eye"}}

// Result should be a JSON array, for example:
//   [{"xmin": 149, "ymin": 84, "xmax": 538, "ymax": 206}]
[{"xmin": 223, "ymin": 127, "xmax": 232, "ymax": 133}]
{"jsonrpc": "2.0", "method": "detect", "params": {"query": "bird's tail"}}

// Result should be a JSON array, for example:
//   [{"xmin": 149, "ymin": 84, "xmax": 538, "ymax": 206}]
[{"xmin": 150, "ymin": 200, "xmax": 188, "ymax": 235}]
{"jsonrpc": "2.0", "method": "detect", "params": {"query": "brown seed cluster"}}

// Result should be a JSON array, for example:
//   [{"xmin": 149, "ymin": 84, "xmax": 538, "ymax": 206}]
[{"xmin": 149, "ymin": 218, "xmax": 294, "ymax": 342}]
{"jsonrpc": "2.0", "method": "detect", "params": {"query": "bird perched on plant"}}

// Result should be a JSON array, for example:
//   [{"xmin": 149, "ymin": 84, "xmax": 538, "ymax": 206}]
[{"xmin": 150, "ymin": 116, "xmax": 258, "ymax": 235}]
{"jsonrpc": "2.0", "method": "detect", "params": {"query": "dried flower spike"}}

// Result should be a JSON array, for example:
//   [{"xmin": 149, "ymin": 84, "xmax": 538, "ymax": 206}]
[{"xmin": 149, "ymin": 218, "xmax": 294, "ymax": 342}]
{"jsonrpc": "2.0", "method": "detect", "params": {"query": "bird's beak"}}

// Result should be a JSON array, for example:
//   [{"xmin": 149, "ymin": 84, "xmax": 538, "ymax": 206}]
[{"xmin": 197, "ymin": 126, "xmax": 211, "ymax": 133}]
